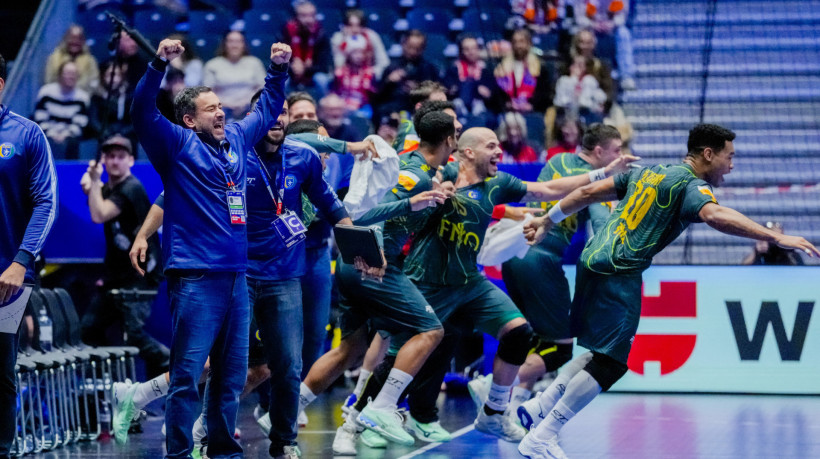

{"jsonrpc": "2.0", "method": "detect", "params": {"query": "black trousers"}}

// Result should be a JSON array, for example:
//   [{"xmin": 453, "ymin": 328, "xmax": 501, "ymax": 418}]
[{"xmin": 0, "ymin": 325, "xmax": 20, "ymax": 458}]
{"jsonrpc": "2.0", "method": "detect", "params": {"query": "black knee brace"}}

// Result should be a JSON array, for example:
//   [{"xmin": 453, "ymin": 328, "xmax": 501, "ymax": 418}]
[
  {"xmin": 497, "ymin": 323, "xmax": 536, "ymax": 366},
  {"xmin": 534, "ymin": 341, "xmax": 573, "ymax": 373},
  {"xmin": 583, "ymin": 352, "xmax": 628, "ymax": 391}
]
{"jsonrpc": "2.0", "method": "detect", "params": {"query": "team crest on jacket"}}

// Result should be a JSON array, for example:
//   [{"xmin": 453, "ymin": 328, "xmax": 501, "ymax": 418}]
[
  {"xmin": 466, "ymin": 189, "xmax": 482, "ymax": 200},
  {"xmin": 226, "ymin": 149, "xmax": 239, "ymax": 164},
  {"xmin": 284, "ymin": 174, "xmax": 297, "ymax": 189},
  {"xmin": 0, "ymin": 143, "xmax": 15, "ymax": 159}
]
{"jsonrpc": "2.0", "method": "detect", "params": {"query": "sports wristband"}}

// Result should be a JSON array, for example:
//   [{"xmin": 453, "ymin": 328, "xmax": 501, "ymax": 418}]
[
  {"xmin": 588, "ymin": 167, "xmax": 607, "ymax": 182},
  {"xmin": 547, "ymin": 202, "xmax": 569, "ymax": 223}
]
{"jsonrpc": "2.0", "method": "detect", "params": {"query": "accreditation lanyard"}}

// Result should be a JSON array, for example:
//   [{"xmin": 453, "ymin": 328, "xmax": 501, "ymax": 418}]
[
  {"xmin": 205, "ymin": 141, "xmax": 246, "ymax": 224},
  {"xmin": 205, "ymin": 142, "xmax": 239, "ymax": 190},
  {"xmin": 254, "ymin": 149, "xmax": 287, "ymax": 216}
]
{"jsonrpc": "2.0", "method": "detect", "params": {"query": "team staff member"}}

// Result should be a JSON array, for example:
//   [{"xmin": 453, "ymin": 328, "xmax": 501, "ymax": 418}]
[
  {"xmin": 518, "ymin": 124, "xmax": 820, "ymax": 458},
  {"xmin": 0, "ymin": 53, "xmax": 58, "ymax": 458},
  {"xmin": 130, "ymin": 38, "xmax": 290, "ymax": 458}
]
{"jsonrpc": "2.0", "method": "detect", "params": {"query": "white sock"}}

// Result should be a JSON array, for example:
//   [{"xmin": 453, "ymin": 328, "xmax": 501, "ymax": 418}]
[
  {"xmin": 485, "ymin": 381, "xmax": 512, "ymax": 412},
  {"xmin": 511, "ymin": 386, "xmax": 532, "ymax": 404},
  {"xmin": 537, "ymin": 352, "xmax": 592, "ymax": 414},
  {"xmin": 512, "ymin": 375, "xmax": 520, "ymax": 387},
  {"xmin": 299, "ymin": 383, "xmax": 317, "ymax": 414},
  {"xmin": 353, "ymin": 369, "xmax": 371, "ymax": 398},
  {"xmin": 533, "ymin": 370, "xmax": 601, "ymax": 441},
  {"xmin": 133, "ymin": 374, "xmax": 170, "ymax": 409},
  {"xmin": 370, "ymin": 368, "xmax": 413, "ymax": 411}
]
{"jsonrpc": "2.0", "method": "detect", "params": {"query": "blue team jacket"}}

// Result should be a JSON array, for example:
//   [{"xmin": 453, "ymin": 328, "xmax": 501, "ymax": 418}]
[
  {"xmin": 246, "ymin": 137, "xmax": 348, "ymax": 280},
  {"xmin": 131, "ymin": 60, "xmax": 287, "ymax": 272},
  {"xmin": 0, "ymin": 105, "xmax": 58, "ymax": 280}
]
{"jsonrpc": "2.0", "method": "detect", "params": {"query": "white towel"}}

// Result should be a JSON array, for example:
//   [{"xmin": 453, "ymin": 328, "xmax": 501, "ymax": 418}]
[
  {"xmin": 343, "ymin": 135, "xmax": 400, "ymax": 220},
  {"xmin": 477, "ymin": 213, "xmax": 534, "ymax": 267}
]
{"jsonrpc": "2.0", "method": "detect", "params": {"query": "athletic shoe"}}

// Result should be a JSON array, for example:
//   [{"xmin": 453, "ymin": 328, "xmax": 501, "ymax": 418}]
[
  {"xmin": 332, "ymin": 423, "xmax": 360, "ymax": 456},
  {"xmin": 253, "ymin": 405, "xmax": 266, "ymax": 421},
  {"xmin": 270, "ymin": 444, "xmax": 301, "ymax": 459},
  {"xmin": 518, "ymin": 394, "xmax": 547, "ymax": 431},
  {"xmin": 397, "ymin": 397, "xmax": 410, "ymax": 416},
  {"xmin": 467, "ymin": 374, "xmax": 492, "ymax": 413},
  {"xmin": 518, "ymin": 433, "xmax": 569, "ymax": 459},
  {"xmin": 360, "ymin": 428, "xmax": 388, "ymax": 448},
  {"xmin": 297, "ymin": 410, "xmax": 308, "ymax": 427},
  {"xmin": 357, "ymin": 405, "xmax": 415, "ymax": 446},
  {"xmin": 341, "ymin": 393, "xmax": 357, "ymax": 415},
  {"xmin": 111, "ymin": 380, "xmax": 139, "ymax": 444},
  {"xmin": 258, "ymin": 412, "xmax": 272, "ymax": 436},
  {"xmin": 405, "ymin": 415, "xmax": 452, "ymax": 443},
  {"xmin": 474, "ymin": 409, "xmax": 526, "ymax": 442}
]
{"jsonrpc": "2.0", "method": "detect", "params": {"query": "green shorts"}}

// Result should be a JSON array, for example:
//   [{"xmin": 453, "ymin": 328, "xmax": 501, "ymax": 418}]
[
  {"xmin": 502, "ymin": 246, "xmax": 572, "ymax": 340},
  {"xmin": 570, "ymin": 264, "xmax": 642, "ymax": 364},
  {"xmin": 336, "ymin": 258, "xmax": 442, "ymax": 340}
]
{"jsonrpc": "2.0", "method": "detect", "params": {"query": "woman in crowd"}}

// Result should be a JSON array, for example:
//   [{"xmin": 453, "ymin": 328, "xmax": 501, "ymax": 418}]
[
  {"xmin": 203, "ymin": 30, "xmax": 266, "ymax": 119},
  {"xmin": 45, "ymin": 24, "xmax": 100, "ymax": 94}
]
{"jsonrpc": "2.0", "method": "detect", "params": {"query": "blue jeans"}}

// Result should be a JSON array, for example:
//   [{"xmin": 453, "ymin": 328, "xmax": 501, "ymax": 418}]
[
  {"xmin": 248, "ymin": 277, "xmax": 303, "ymax": 447},
  {"xmin": 300, "ymin": 246, "xmax": 331, "ymax": 377},
  {"xmin": 165, "ymin": 271, "xmax": 249, "ymax": 459},
  {"xmin": 0, "ymin": 325, "xmax": 19, "ymax": 457}
]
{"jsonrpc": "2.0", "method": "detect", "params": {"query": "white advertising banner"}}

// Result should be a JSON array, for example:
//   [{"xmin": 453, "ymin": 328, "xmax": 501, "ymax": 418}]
[{"xmin": 558, "ymin": 266, "xmax": 820, "ymax": 394}]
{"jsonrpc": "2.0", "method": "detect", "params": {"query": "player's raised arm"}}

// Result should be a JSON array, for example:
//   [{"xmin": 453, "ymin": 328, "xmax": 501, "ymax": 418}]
[
  {"xmin": 524, "ymin": 178, "xmax": 620, "ymax": 245},
  {"xmin": 520, "ymin": 154, "xmax": 639, "ymax": 203},
  {"xmin": 699, "ymin": 203, "xmax": 819, "ymax": 257}
]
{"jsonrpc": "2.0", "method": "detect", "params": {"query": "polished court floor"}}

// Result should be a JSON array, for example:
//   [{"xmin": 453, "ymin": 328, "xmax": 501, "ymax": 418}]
[{"xmin": 27, "ymin": 388, "xmax": 820, "ymax": 458}]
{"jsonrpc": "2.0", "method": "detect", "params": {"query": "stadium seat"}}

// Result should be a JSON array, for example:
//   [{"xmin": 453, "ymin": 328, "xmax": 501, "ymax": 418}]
[
  {"xmin": 405, "ymin": 0, "xmax": 458, "ymax": 9},
  {"xmin": 192, "ymin": 35, "xmax": 220, "ymax": 60},
  {"xmin": 523, "ymin": 112, "xmax": 546, "ymax": 150},
  {"xmin": 317, "ymin": 9, "xmax": 344, "ymax": 33},
  {"xmin": 247, "ymin": 34, "xmax": 278, "ymax": 63},
  {"xmin": 189, "ymin": 10, "xmax": 235, "ymax": 37},
  {"xmin": 424, "ymin": 33, "xmax": 451, "ymax": 67},
  {"xmin": 134, "ymin": 10, "xmax": 180, "ymax": 42},
  {"xmin": 243, "ymin": 8, "xmax": 287, "ymax": 37},
  {"xmin": 405, "ymin": 8, "xmax": 455, "ymax": 34},
  {"xmin": 357, "ymin": 0, "xmax": 402, "ymax": 9},
  {"xmin": 462, "ymin": 8, "xmax": 509, "ymax": 37},
  {"xmin": 310, "ymin": 0, "xmax": 354, "ymax": 8},
  {"xmin": 366, "ymin": 9, "xmax": 400, "ymax": 36}
]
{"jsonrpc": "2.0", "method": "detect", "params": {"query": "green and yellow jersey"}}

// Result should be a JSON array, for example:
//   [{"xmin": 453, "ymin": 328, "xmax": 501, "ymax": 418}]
[
  {"xmin": 405, "ymin": 172, "xmax": 528, "ymax": 285},
  {"xmin": 392, "ymin": 119, "xmax": 420, "ymax": 155},
  {"xmin": 582, "ymin": 163, "xmax": 717, "ymax": 274}
]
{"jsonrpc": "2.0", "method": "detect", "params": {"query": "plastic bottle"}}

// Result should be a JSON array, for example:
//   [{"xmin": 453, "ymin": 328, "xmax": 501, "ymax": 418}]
[{"xmin": 38, "ymin": 307, "xmax": 53, "ymax": 352}]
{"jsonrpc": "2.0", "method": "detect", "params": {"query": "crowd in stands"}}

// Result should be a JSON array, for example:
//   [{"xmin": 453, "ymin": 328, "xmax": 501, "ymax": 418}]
[{"xmin": 37, "ymin": 0, "xmax": 635, "ymax": 161}]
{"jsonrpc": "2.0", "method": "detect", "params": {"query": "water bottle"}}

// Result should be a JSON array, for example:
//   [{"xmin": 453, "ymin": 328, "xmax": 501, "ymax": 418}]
[{"xmin": 38, "ymin": 307, "xmax": 53, "ymax": 352}]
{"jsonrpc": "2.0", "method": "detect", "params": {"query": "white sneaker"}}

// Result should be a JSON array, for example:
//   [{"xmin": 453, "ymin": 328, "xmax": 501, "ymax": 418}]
[
  {"xmin": 467, "ymin": 374, "xmax": 492, "ymax": 413},
  {"xmin": 518, "ymin": 394, "xmax": 548, "ymax": 431},
  {"xmin": 253, "ymin": 405, "xmax": 265, "ymax": 421},
  {"xmin": 161, "ymin": 422, "xmax": 166, "ymax": 437},
  {"xmin": 332, "ymin": 423, "xmax": 360, "ymax": 456},
  {"xmin": 257, "ymin": 412, "xmax": 272, "ymax": 436},
  {"xmin": 193, "ymin": 414, "xmax": 207, "ymax": 443},
  {"xmin": 297, "ymin": 410, "xmax": 308, "ymax": 427},
  {"xmin": 474, "ymin": 409, "xmax": 526, "ymax": 442},
  {"xmin": 518, "ymin": 433, "xmax": 569, "ymax": 459}
]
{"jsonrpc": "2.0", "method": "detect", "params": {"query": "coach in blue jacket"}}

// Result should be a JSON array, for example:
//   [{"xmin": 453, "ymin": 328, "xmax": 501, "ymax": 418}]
[
  {"xmin": 0, "ymin": 53, "xmax": 58, "ymax": 458},
  {"xmin": 130, "ymin": 39, "xmax": 291, "ymax": 458}
]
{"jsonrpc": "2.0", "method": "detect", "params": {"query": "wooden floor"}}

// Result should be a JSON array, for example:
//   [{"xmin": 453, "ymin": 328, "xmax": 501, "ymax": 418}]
[{"xmin": 24, "ymin": 387, "xmax": 820, "ymax": 458}]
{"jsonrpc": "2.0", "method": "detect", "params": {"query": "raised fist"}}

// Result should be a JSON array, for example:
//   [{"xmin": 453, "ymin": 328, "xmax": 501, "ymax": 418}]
[
  {"xmin": 157, "ymin": 39, "xmax": 184, "ymax": 62},
  {"xmin": 270, "ymin": 43, "xmax": 293, "ymax": 65}
]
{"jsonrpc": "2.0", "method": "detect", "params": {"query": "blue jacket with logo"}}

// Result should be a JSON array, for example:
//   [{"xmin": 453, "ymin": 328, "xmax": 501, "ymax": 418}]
[
  {"xmin": 0, "ymin": 105, "xmax": 58, "ymax": 281},
  {"xmin": 246, "ymin": 137, "xmax": 348, "ymax": 280},
  {"xmin": 131, "ymin": 59, "xmax": 287, "ymax": 272}
]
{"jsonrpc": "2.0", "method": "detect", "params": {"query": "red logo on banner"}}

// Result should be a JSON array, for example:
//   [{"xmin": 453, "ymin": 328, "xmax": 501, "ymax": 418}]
[{"xmin": 627, "ymin": 282, "xmax": 697, "ymax": 375}]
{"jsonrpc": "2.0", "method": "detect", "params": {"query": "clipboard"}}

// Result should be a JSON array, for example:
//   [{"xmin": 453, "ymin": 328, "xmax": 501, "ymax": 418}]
[
  {"xmin": 334, "ymin": 225, "xmax": 386, "ymax": 268},
  {"xmin": 0, "ymin": 284, "xmax": 34, "ymax": 334}
]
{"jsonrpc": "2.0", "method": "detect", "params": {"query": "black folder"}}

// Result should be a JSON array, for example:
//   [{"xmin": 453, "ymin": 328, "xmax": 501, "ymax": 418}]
[{"xmin": 334, "ymin": 225, "xmax": 385, "ymax": 267}]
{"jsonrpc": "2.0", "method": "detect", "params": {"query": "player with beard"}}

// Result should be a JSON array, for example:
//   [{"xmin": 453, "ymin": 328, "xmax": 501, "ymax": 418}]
[{"xmin": 517, "ymin": 124, "xmax": 819, "ymax": 458}]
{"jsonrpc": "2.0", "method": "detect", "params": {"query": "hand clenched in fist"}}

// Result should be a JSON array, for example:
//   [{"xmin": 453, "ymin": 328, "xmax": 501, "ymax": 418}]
[
  {"xmin": 156, "ymin": 39, "xmax": 185, "ymax": 62},
  {"xmin": 270, "ymin": 43, "xmax": 293, "ymax": 65}
]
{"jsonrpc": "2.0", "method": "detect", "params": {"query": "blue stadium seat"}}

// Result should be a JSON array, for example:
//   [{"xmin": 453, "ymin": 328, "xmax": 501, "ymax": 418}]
[
  {"xmin": 134, "ymin": 10, "xmax": 179, "ymax": 41},
  {"xmin": 189, "ymin": 11, "xmax": 235, "ymax": 37},
  {"xmin": 523, "ymin": 112, "xmax": 546, "ymax": 150},
  {"xmin": 192, "ymin": 35, "xmax": 220, "ymax": 60},
  {"xmin": 247, "ymin": 34, "xmax": 278, "ymax": 63},
  {"xmin": 406, "ymin": 0, "xmax": 457, "ymax": 9},
  {"xmin": 243, "ymin": 8, "xmax": 287, "ymax": 37},
  {"xmin": 357, "ymin": 0, "xmax": 402, "ymax": 9},
  {"xmin": 317, "ymin": 9, "xmax": 344, "ymax": 33},
  {"xmin": 462, "ymin": 8, "xmax": 509, "ymax": 36},
  {"xmin": 77, "ymin": 8, "xmax": 121, "ymax": 35},
  {"xmin": 424, "ymin": 33, "xmax": 450, "ymax": 67},
  {"xmin": 365, "ymin": 9, "xmax": 399, "ymax": 36},
  {"xmin": 310, "ymin": 0, "xmax": 354, "ymax": 8},
  {"xmin": 405, "ymin": 8, "xmax": 455, "ymax": 34}
]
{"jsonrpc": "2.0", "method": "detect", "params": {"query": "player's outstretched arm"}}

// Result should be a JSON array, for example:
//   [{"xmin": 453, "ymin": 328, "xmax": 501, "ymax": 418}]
[
  {"xmin": 520, "ymin": 154, "xmax": 639, "ymax": 202},
  {"xmin": 524, "ymin": 178, "xmax": 618, "ymax": 244},
  {"xmin": 699, "ymin": 203, "xmax": 820, "ymax": 257}
]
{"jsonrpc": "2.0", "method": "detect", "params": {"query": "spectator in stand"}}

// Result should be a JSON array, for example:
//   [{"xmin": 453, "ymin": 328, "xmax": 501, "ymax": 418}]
[
  {"xmin": 167, "ymin": 34, "xmax": 203, "ymax": 87},
  {"xmin": 89, "ymin": 61, "xmax": 134, "ymax": 145},
  {"xmin": 332, "ymin": 35, "xmax": 376, "ymax": 117},
  {"xmin": 443, "ymin": 34, "xmax": 505, "ymax": 123},
  {"xmin": 573, "ymin": 0, "xmax": 636, "ymax": 90},
  {"xmin": 569, "ymin": 28, "xmax": 616, "ymax": 104},
  {"xmin": 45, "ymin": 25, "xmax": 100, "ymax": 94},
  {"xmin": 498, "ymin": 112, "xmax": 540, "ymax": 163},
  {"xmin": 494, "ymin": 28, "xmax": 556, "ymax": 114},
  {"xmin": 331, "ymin": 9, "xmax": 390, "ymax": 78},
  {"xmin": 34, "ymin": 61, "xmax": 91, "ymax": 159},
  {"xmin": 79, "ymin": 134, "xmax": 169, "ymax": 377},
  {"xmin": 203, "ymin": 30, "xmax": 267, "ymax": 120},
  {"xmin": 280, "ymin": 0, "xmax": 333, "ymax": 96},
  {"xmin": 374, "ymin": 30, "xmax": 441, "ymax": 118},
  {"xmin": 375, "ymin": 112, "xmax": 401, "ymax": 146},
  {"xmin": 157, "ymin": 67, "xmax": 186, "ymax": 124},
  {"xmin": 553, "ymin": 55, "xmax": 608, "ymax": 125},
  {"xmin": 743, "ymin": 221, "xmax": 804, "ymax": 265},
  {"xmin": 546, "ymin": 111, "xmax": 582, "ymax": 160},
  {"xmin": 319, "ymin": 94, "xmax": 360, "ymax": 142},
  {"xmin": 288, "ymin": 91, "xmax": 319, "ymax": 122},
  {"xmin": 105, "ymin": 31, "xmax": 148, "ymax": 96}
]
